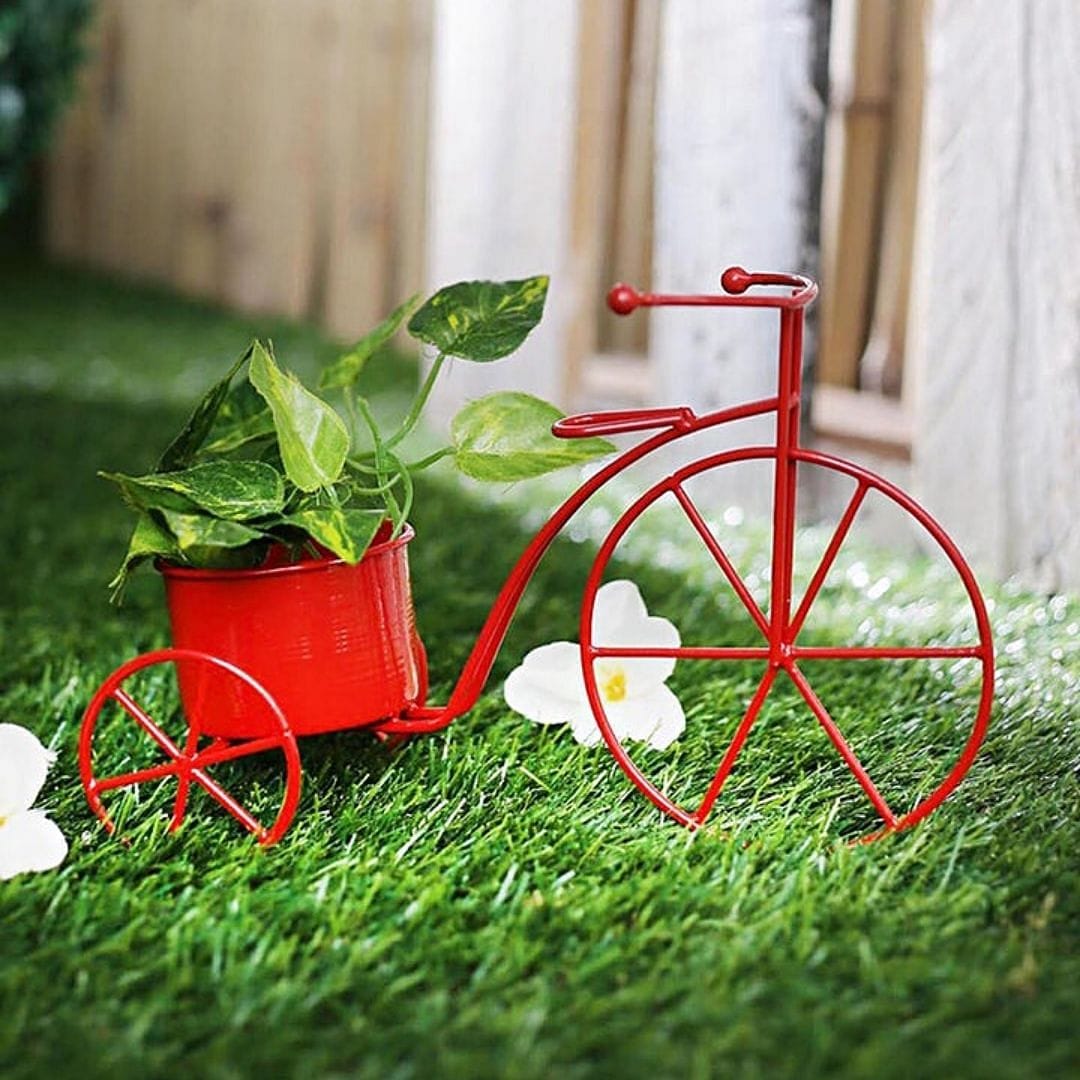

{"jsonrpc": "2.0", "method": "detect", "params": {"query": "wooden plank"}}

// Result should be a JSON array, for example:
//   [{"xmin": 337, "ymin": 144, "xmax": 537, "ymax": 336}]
[
  {"xmin": 44, "ymin": 3, "xmax": 109, "ymax": 260},
  {"xmin": 861, "ymin": 0, "xmax": 926, "ymax": 397},
  {"xmin": 173, "ymin": 0, "xmax": 235, "ymax": 301},
  {"xmin": 601, "ymin": 0, "xmax": 660, "ymax": 357},
  {"xmin": 908, "ymin": 0, "xmax": 1080, "ymax": 589},
  {"xmin": 321, "ymin": 0, "xmax": 395, "ymax": 337},
  {"xmin": 321, "ymin": 0, "xmax": 431, "ymax": 340},
  {"xmin": 390, "ymin": 0, "xmax": 434, "ymax": 322},
  {"xmin": 561, "ymin": 0, "xmax": 629, "ymax": 403},
  {"xmin": 423, "ymin": 0, "xmax": 581, "ymax": 422},
  {"xmin": 817, "ymin": 0, "xmax": 894, "ymax": 388},
  {"xmin": 1006, "ymin": 0, "xmax": 1080, "ymax": 590},
  {"xmin": 651, "ymin": 1, "xmax": 816, "ymax": 422},
  {"xmin": 810, "ymin": 385, "xmax": 911, "ymax": 460},
  {"xmin": 44, "ymin": 0, "xmax": 431, "ymax": 340}
]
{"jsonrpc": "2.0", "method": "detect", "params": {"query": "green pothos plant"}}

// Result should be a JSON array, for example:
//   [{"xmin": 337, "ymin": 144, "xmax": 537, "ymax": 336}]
[{"xmin": 105, "ymin": 276, "xmax": 615, "ymax": 601}]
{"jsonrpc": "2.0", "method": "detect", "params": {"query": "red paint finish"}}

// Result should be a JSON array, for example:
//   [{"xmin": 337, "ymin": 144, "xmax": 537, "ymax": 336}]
[
  {"xmin": 577, "ymin": 273, "xmax": 993, "ymax": 841},
  {"xmin": 80, "ymin": 267, "xmax": 994, "ymax": 846},
  {"xmin": 79, "ymin": 649, "xmax": 302, "ymax": 845},
  {"xmin": 161, "ymin": 526, "xmax": 424, "ymax": 738}
]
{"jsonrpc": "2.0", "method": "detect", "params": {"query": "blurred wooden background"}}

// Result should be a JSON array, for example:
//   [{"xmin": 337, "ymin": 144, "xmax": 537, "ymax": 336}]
[
  {"xmin": 45, "ymin": 0, "xmax": 659, "ymax": 353},
  {"xmin": 46, "ymin": 0, "xmax": 432, "ymax": 339},
  {"xmin": 41, "ymin": 0, "xmax": 1080, "ymax": 589}
]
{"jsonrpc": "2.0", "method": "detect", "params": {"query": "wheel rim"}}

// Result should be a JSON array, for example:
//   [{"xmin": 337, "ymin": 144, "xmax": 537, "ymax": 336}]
[
  {"xmin": 79, "ymin": 648, "xmax": 302, "ymax": 846},
  {"xmin": 579, "ymin": 447, "xmax": 994, "ymax": 841}
]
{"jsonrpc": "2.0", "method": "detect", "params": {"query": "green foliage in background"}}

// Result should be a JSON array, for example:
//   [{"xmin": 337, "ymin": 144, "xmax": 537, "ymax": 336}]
[{"xmin": 0, "ymin": 0, "xmax": 94, "ymax": 214}]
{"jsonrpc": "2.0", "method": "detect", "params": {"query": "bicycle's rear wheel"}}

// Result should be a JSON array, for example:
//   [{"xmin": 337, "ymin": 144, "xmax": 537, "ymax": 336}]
[{"xmin": 579, "ymin": 447, "xmax": 994, "ymax": 841}]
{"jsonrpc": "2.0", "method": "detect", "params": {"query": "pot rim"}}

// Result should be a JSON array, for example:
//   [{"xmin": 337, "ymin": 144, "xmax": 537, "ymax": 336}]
[{"xmin": 158, "ymin": 523, "xmax": 415, "ymax": 582}]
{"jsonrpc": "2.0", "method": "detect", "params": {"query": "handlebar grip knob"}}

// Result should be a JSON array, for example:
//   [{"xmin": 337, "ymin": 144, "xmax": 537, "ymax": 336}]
[
  {"xmin": 720, "ymin": 266, "xmax": 751, "ymax": 295},
  {"xmin": 607, "ymin": 283, "xmax": 641, "ymax": 315}
]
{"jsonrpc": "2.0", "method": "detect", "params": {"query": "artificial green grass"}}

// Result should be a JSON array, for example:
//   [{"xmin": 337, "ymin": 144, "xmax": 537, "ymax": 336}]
[{"xmin": 1, "ymin": 258, "xmax": 1078, "ymax": 1079}]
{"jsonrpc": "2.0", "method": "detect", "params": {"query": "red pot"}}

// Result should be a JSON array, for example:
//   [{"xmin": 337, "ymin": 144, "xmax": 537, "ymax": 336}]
[{"xmin": 160, "ymin": 526, "xmax": 426, "ymax": 739}]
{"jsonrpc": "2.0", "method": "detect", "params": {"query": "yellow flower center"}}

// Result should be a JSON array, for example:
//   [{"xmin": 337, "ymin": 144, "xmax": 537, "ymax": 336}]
[{"xmin": 601, "ymin": 667, "xmax": 628, "ymax": 703}]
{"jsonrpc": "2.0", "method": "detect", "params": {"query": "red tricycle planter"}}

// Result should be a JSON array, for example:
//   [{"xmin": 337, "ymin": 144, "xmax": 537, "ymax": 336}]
[{"xmin": 80, "ymin": 268, "xmax": 994, "ymax": 846}]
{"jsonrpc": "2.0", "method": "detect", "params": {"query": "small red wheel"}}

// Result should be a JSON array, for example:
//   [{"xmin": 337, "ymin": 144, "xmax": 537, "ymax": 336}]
[{"xmin": 79, "ymin": 648, "xmax": 302, "ymax": 846}]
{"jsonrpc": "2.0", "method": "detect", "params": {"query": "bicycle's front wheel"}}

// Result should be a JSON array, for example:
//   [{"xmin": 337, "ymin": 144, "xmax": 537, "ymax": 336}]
[{"xmin": 578, "ymin": 447, "xmax": 994, "ymax": 841}]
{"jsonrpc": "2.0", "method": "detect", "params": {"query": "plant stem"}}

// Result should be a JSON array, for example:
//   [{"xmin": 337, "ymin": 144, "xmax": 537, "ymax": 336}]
[
  {"xmin": 385, "ymin": 351, "xmax": 446, "ymax": 450},
  {"xmin": 407, "ymin": 446, "xmax": 454, "ymax": 471},
  {"xmin": 383, "ymin": 450, "xmax": 413, "ymax": 537},
  {"xmin": 343, "ymin": 386, "xmax": 360, "ymax": 446},
  {"xmin": 356, "ymin": 395, "xmax": 401, "ymax": 526}
]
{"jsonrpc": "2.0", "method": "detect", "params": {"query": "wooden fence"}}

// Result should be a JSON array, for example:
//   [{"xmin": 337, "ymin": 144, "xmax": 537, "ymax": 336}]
[{"xmin": 46, "ymin": 0, "xmax": 432, "ymax": 340}]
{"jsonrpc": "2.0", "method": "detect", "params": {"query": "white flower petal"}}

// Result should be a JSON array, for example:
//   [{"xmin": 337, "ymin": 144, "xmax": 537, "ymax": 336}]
[
  {"xmin": 568, "ymin": 709, "xmax": 605, "ymax": 747},
  {"xmin": 508, "ymin": 580, "xmax": 688, "ymax": 752},
  {"xmin": 606, "ymin": 685, "xmax": 686, "ymax": 750},
  {"xmin": 0, "ymin": 724, "xmax": 56, "ymax": 818},
  {"xmin": 592, "ymin": 580, "xmax": 648, "ymax": 640},
  {"xmin": 590, "ymin": 582, "xmax": 681, "ymax": 689},
  {"xmin": 504, "ymin": 650, "xmax": 588, "ymax": 726},
  {"xmin": 514, "ymin": 641, "xmax": 583, "ymax": 685},
  {"xmin": 0, "ymin": 809, "xmax": 68, "ymax": 880}
]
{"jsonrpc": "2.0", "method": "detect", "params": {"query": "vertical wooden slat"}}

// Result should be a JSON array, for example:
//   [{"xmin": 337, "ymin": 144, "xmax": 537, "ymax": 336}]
[
  {"xmin": 601, "ymin": 0, "xmax": 660, "ymax": 357},
  {"xmin": 817, "ymin": 0, "xmax": 894, "ymax": 388},
  {"xmin": 44, "ymin": 3, "xmax": 108, "ymax": 260},
  {"xmin": 173, "ymin": 0, "xmax": 233, "ymax": 301},
  {"xmin": 390, "ymin": 0, "xmax": 434, "ymax": 316},
  {"xmin": 861, "ymin": 0, "xmax": 926, "ymax": 397},
  {"xmin": 909, "ymin": 0, "xmax": 1080, "ymax": 589},
  {"xmin": 562, "ymin": 0, "xmax": 630, "ymax": 402}
]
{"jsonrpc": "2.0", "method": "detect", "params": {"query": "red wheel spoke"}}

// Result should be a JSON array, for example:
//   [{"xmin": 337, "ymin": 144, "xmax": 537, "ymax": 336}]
[
  {"xmin": 590, "ymin": 645, "xmax": 771, "ymax": 662},
  {"xmin": 793, "ymin": 645, "xmax": 984, "ymax": 661},
  {"xmin": 170, "ymin": 709, "xmax": 205, "ymax": 831},
  {"xmin": 190, "ymin": 768, "xmax": 267, "ymax": 839},
  {"xmin": 192, "ymin": 735, "xmax": 285, "ymax": 769},
  {"xmin": 91, "ymin": 760, "xmax": 182, "ymax": 793},
  {"xmin": 695, "ymin": 665, "xmax": 779, "ymax": 823},
  {"xmin": 787, "ymin": 664, "xmax": 897, "ymax": 828},
  {"xmin": 672, "ymin": 484, "xmax": 770, "ymax": 638},
  {"xmin": 112, "ymin": 689, "xmax": 183, "ymax": 760},
  {"xmin": 171, "ymin": 775, "xmax": 192, "ymax": 832},
  {"xmin": 790, "ymin": 480, "xmax": 869, "ymax": 639}
]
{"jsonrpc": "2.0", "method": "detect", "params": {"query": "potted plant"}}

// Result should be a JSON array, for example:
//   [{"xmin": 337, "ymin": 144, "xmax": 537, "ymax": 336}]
[{"xmin": 102, "ymin": 277, "xmax": 615, "ymax": 739}]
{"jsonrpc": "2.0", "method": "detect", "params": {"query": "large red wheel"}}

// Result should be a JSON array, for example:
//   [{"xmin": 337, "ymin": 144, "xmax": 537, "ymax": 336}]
[
  {"xmin": 79, "ymin": 648, "xmax": 302, "ymax": 846},
  {"xmin": 579, "ymin": 447, "xmax": 994, "ymax": 841}
]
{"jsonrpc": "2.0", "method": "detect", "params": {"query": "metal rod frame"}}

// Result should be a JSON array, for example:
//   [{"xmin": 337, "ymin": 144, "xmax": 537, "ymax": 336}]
[{"xmin": 80, "ymin": 268, "xmax": 994, "ymax": 845}]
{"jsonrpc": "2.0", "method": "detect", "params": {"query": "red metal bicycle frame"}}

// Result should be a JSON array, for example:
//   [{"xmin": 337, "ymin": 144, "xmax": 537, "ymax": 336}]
[
  {"xmin": 377, "ymin": 267, "xmax": 819, "ymax": 734},
  {"xmin": 380, "ymin": 266, "xmax": 993, "ymax": 839}
]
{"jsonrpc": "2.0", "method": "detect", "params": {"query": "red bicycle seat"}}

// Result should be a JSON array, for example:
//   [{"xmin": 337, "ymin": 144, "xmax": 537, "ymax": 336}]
[{"xmin": 552, "ymin": 407, "xmax": 696, "ymax": 439}]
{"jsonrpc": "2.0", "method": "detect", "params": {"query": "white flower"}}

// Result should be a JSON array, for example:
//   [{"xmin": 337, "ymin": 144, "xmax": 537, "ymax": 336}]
[
  {"xmin": 0, "ymin": 723, "xmax": 68, "ymax": 881},
  {"xmin": 504, "ymin": 580, "xmax": 685, "ymax": 750}
]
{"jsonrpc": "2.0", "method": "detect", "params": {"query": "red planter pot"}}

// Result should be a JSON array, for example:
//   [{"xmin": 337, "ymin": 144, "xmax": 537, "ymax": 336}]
[{"xmin": 161, "ymin": 526, "xmax": 427, "ymax": 739}]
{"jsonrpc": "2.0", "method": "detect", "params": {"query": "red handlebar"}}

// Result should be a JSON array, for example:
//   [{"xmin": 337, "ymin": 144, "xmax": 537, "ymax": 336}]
[{"xmin": 608, "ymin": 266, "xmax": 818, "ymax": 315}]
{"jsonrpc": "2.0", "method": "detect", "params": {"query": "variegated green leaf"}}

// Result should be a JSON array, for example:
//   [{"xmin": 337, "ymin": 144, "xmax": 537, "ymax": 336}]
[
  {"xmin": 108, "ymin": 513, "xmax": 180, "ymax": 603},
  {"xmin": 101, "ymin": 461, "xmax": 285, "ymax": 520},
  {"xmin": 277, "ymin": 507, "xmax": 384, "ymax": 564},
  {"xmin": 156, "ymin": 345, "xmax": 252, "ymax": 471},
  {"xmin": 319, "ymin": 294, "xmax": 420, "ymax": 391},
  {"xmin": 450, "ymin": 392, "xmax": 615, "ymax": 481},
  {"xmin": 203, "ymin": 380, "xmax": 275, "ymax": 454},
  {"xmin": 249, "ymin": 341, "xmax": 349, "ymax": 491},
  {"xmin": 407, "ymin": 277, "xmax": 549, "ymax": 361},
  {"xmin": 161, "ymin": 510, "xmax": 267, "ymax": 567}
]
